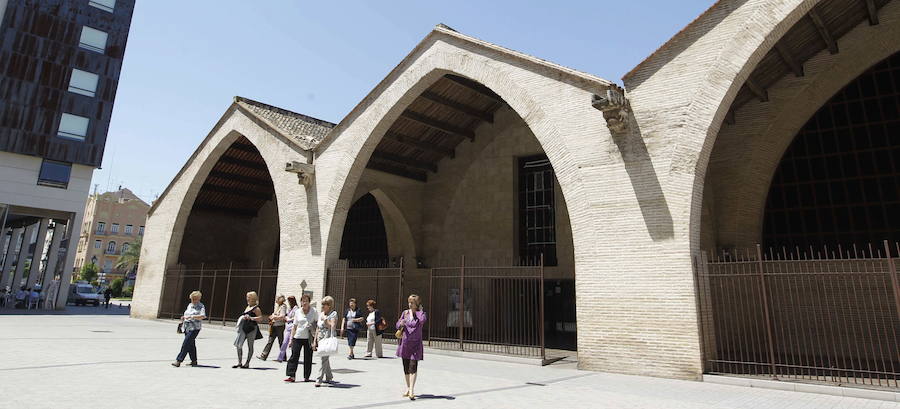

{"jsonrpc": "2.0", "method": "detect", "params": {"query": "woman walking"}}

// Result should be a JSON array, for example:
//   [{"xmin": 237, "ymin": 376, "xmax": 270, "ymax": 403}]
[
  {"xmin": 233, "ymin": 291, "xmax": 263, "ymax": 369},
  {"xmin": 172, "ymin": 291, "xmax": 206, "ymax": 367},
  {"xmin": 396, "ymin": 294, "xmax": 427, "ymax": 400},
  {"xmin": 284, "ymin": 294, "xmax": 317, "ymax": 383},
  {"xmin": 277, "ymin": 295, "xmax": 299, "ymax": 362},
  {"xmin": 340, "ymin": 298, "xmax": 364, "ymax": 359},
  {"xmin": 313, "ymin": 296, "xmax": 338, "ymax": 387},
  {"xmin": 258, "ymin": 294, "xmax": 288, "ymax": 361},
  {"xmin": 364, "ymin": 299, "xmax": 384, "ymax": 358}
]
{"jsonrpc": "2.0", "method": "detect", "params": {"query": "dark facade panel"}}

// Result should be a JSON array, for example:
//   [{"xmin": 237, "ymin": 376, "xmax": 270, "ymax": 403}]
[{"xmin": 0, "ymin": 0, "xmax": 134, "ymax": 167}]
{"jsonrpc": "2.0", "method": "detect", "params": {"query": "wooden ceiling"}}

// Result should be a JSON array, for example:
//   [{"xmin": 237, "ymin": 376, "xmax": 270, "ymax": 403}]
[
  {"xmin": 365, "ymin": 74, "xmax": 506, "ymax": 182},
  {"xmin": 192, "ymin": 136, "xmax": 275, "ymax": 217},
  {"xmin": 726, "ymin": 0, "xmax": 892, "ymax": 124}
]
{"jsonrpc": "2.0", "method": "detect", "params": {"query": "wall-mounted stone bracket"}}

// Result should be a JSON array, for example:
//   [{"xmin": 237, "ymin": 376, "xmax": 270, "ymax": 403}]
[
  {"xmin": 592, "ymin": 86, "xmax": 630, "ymax": 134},
  {"xmin": 285, "ymin": 161, "xmax": 315, "ymax": 186}
]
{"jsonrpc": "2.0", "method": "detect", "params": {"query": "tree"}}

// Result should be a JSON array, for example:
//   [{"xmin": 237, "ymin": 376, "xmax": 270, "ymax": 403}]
[
  {"xmin": 116, "ymin": 237, "xmax": 141, "ymax": 273},
  {"xmin": 110, "ymin": 278, "xmax": 124, "ymax": 298},
  {"xmin": 79, "ymin": 263, "xmax": 98, "ymax": 283}
]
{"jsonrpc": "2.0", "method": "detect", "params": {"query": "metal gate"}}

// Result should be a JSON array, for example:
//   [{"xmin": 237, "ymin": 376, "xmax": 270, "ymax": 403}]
[
  {"xmin": 694, "ymin": 242, "xmax": 900, "ymax": 389},
  {"xmin": 159, "ymin": 263, "xmax": 278, "ymax": 325}
]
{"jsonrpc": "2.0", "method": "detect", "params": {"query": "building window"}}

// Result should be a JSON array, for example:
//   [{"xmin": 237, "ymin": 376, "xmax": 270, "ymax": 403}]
[
  {"xmin": 106, "ymin": 241, "xmax": 116, "ymax": 254},
  {"xmin": 138, "ymin": 226, "xmax": 144, "ymax": 236},
  {"xmin": 37, "ymin": 160, "xmax": 72, "ymax": 189},
  {"xmin": 94, "ymin": 239, "xmax": 102, "ymax": 249},
  {"xmin": 97, "ymin": 222, "xmax": 106, "ymax": 234},
  {"xmin": 68, "ymin": 69, "xmax": 99, "ymax": 97},
  {"xmin": 57, "ymin": 113, "xmax": 89, "ymax": 141},
  {"xmin": 124, "ymin": 224, "xmax": 132, "ymax": 235},
  {"xmin": 121, "ymin": 242, "xmax": 129, "ymax": 254},
  {"xmin": 518, "ymin": 155, "xmax": 557, "ymax": 266},
  {"xmin": 79, "ymin": 26, "xmax": 108, "ymax": 54},
  {"xmin": 103, "ymin": 260, "xmax": 113, "ymax": 273},
  {"xmin": 88, "ymin": 0, "xmax": 115, "ymax": 12},
  {"xmin": 111, "ymin": 223, "xmax": 119, "ymax": 234}
]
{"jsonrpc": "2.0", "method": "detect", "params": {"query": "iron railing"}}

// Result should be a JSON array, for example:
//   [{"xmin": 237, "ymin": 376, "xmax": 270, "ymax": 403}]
[
  {"xmin": 159, "ymin": 263, "xmax": 278, "ymax": 325},
  {"xmin": 694, "ymin": 241, "xmax": 900, "ymax": 389}
]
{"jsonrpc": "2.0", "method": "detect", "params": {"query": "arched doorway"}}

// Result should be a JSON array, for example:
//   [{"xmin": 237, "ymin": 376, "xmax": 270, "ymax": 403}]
[
  {"xmin": 329, "ymin": 73, "xmax": 578, "ymax": 355},
  {"xmin": 339, "ymin": 193, "xmax": 389, "ymax": 266},
  {"xmin": 161, "ymin": 136, "xmax": 281, "ymax": 321}
]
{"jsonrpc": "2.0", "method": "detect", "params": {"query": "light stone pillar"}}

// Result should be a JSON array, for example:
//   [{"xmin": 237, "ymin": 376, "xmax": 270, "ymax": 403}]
[
  {"xmin": 25, "ymin": 218, "xmax": 49, "ymax": 289},
  {"xmin": 10, "ymin": 222, "xmax": 37, "ymax": 290},
  {"xmin": 0, "ymin": 227, "xmax": 22, "ymax": 289},
  {"xmin": 56, "ymin": 213, "xmax": 83, "ymax": 309},
  {"xmin": 41, "ymin": 221, "xmax": 64, "ymax": 287}
]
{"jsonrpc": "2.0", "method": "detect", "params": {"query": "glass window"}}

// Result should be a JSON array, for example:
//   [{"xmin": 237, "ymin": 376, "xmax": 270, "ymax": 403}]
[
  {"xmin": 138, "ymin": 226, "xmax": 144, "ymax": 236},
  {"xmin": 124, "ymin": 225, "xmax": 132, "ymax": 235},
  {"xmin": 57, "ymin": 113, "xmax": 89, "ymax": 140},
  {"xmin": 88, "ymin": 0, "xmax": 115, "ymax": 12},
  {"xmin": 518, "ymin": 155, "xmax": 557, "ymax": 266},
  {"xmin": 79, "ymin": 26, "xmax": 108, "ymax": 53},
  {"xmin": 121, "ymin": 243, "xmax": 129, "ymax": 253},
  {"xmin": 97, "ymin": 222, "xmax": 105, "ymax": 233},
  {"xmin": 106, "ymin": 241, "xmax": 116, "ymax": 253},
  {"xmin": 68, "ymin": 69, "xmax": 99, "ymax": 97},
  {"xmin": 111, "ymin": 223, "xmax": 119, "ymax": 234},
  {"xmin": 94, "ymin": 240, "xmax": 101, "ymax": 249},
  {"xmin": 103, "ymin": 260, "xmax": 113, "ymax": 272},
  {"xmin": 37, "ymin": 160, "xmax": 72, "ymax": 188}
]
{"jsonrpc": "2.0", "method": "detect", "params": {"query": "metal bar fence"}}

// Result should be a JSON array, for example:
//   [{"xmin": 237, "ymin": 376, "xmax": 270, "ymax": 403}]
[
  {"xmin": 159, "ymin": 264, "xmax": 278, "ymax": 325},
  {"xmin": 694, "ymin": 241, "xmax": 900, "ymax": 389}
]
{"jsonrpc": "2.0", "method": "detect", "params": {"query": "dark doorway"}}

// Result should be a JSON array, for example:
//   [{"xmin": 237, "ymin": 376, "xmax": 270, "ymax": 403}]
[
  {"xmin": 339, "ymin": 193, "xmax": 389, "ymax": 267},
  {"xmin": 544, "ymin": 278, "xmax": 577, "ymax": 350}
]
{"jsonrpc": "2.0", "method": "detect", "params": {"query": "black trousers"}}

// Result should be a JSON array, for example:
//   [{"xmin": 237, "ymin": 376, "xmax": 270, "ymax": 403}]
[
  {"xmin": 176, "ymin": 329, "xmax": 200, "ymax": 363},
  {"xmin": 260, "ymin": 325, "xmax": 285, "ymax": 359},
  {"xmin": 286, "ymin": 338, "xmax": 313, "ymax": 380}
]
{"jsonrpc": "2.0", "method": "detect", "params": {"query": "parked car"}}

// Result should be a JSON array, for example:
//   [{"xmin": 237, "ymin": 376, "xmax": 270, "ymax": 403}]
[{"xmin": 67, "ymin": 283, "xmax": 101, "ymax": 306}]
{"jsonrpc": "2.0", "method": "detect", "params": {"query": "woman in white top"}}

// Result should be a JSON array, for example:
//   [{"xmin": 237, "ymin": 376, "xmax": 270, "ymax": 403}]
[
  {"xmin": 172, "ymin": 291, "xmax": 206, "ymax": 367},
  {"xmin": 313, "ymin": 295, "xmax": 338, "ymax": 387},
  {"xmin": 285, "ymin": 294, "xmax": 317, "ymax": 382},
  {"xmin": 364, "ymin": 299, "xmax": 384, "ymax": 358}
]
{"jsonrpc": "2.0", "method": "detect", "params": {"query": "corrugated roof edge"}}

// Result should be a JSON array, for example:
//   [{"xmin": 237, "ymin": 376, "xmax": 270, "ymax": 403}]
[{"xmin": 313, "ymin": 23, "xmax": 614, "ymax": 152}]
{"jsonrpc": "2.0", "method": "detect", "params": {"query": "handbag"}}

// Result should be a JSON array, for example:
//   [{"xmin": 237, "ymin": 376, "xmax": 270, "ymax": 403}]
[
  {"xmin": 376, "ymin": 317, "xmax": 388, "ymax": 331},
  {"xmin": 177, "ymin": 322, "xmax": 183, "ymax": 334},
  {"xmin": 395, "ymin": 310, "xmax": 406, "ymax": 339},
  {"xmin": 317, "ymin": 335, "xmax": 339, "ymax": 356}
]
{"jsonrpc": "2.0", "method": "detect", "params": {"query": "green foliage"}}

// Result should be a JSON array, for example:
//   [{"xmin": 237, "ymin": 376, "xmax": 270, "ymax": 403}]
[
  {"xmin": 116, "ymin": 237, "xmax": 141, "ymax": 272},
  {"xmin": 110, "ymin": 278, "xmax": 125, "ymax": 298},
  {"xmin": 122, "ymin": 286, "xmax": 134, "ymax": 298},
  {"xmin": 79, "ymin": 263, "xmax": 99, "ymax": 283}
]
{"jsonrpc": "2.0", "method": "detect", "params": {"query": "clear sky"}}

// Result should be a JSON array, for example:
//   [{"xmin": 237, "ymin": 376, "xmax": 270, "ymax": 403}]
[{"xmin": 94, "ymin": 0, "xmax": 713, "ymax": 202}]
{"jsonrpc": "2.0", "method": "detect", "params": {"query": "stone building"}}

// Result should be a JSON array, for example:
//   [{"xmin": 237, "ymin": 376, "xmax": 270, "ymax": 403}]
[
  {"xmin": 0, "ymin": 0, "xmax": 134, "ymax": 307},
  {"xmin": 133, "ymin": 0, "xmax": 900, "ymax": 386},
  {"xmin": 73, "ymin": 188, "xmax": 149, "ymax": 285}
]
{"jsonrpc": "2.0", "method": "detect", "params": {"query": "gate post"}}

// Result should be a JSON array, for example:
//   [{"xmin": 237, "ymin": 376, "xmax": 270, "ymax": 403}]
[
  {"xmin": 222, "ymin": 262, "xmax": 232, "ymax": 326},
  {"xmin": 428, "ymin": 265, "xmax": 434, "ymax": 347},
  {"xmin": 199, "ymin": 263, "xmax": 204, "ymax": 294},
  {"xmin": 883, "ymin": 240, "xmax": 900, "ymax": 324},
  {"xmin": 755, "ymin": 244, "xmax": 778, "ymax": 379},
  {"xmin": 209, "ymin": 269, "xmax": 217, "ymax": 322},
  {"xmin": 172, "ymin": 265, "xmax": 184, "ymax": 319},
  {"xmin": 459, "ymin": 255, "xmax": 465, "ymax": 351},
  {"xmin": 397, "ymin": 257, "xmax": 404, "ymax": 326},
  {"xmin": 539, "ymin": 253, "xmax": 545, "ymax": 362}
]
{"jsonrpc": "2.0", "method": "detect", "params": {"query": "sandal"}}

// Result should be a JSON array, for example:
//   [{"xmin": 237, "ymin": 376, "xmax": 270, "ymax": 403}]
[{"xmin": 231, "ymin": 364, "xmax": 241, "ymax": 368}]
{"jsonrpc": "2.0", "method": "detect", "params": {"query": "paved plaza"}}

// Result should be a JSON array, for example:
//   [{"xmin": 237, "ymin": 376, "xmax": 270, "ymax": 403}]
[{"xmin": 0, "ymin": 309, "xmax": 897, "ymax": 409}]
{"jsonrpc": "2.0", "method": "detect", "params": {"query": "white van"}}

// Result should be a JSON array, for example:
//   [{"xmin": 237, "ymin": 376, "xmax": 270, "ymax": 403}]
[{"xmin": 68, "ymin": 283, "xmax": 101, "ymax": 306}]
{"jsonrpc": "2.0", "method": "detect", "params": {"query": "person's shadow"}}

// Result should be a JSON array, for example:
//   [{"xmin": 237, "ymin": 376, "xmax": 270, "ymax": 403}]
[
  {"xmin": 414, "ymin": 394, "xmax": 454, "ymax": 400},
  {"xmin": 327, "ymin": 382, "xmax": 361, "ymax": 389},
  {"xmin": 191, "ymin": 364, "xmax": 220, "ymax": 369}
]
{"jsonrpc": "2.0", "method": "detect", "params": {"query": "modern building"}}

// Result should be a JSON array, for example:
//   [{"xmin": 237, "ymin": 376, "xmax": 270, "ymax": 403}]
[
  {"xmin": 0, "ymin": 0, "xmax": 134, "ymax": 307},
  {"xmin": 133, "ymin": 0, "xmax": 900, "ymax": 391},
  {"xmin": 73, "ymin": 187, "xmax": 147, "ymax": 285}
]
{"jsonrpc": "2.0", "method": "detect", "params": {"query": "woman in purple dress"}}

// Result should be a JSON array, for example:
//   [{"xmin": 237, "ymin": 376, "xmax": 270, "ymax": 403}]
[{"xmin": 396, "ymin": 294, "xmax": 427, "ymax": 400}]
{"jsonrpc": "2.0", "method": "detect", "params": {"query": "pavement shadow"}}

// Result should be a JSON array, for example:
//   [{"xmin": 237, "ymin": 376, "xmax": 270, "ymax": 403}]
[
  {"xmin": 327, "ymin": 382, "xmax": 360, "ymax": 389},
  {"xmin": 191, "ymin": 365, "xmax": 220, "ymax": 369},
  {"xmin": 415, "ymin": 394, "xmax": 455, "ymax": 400}
]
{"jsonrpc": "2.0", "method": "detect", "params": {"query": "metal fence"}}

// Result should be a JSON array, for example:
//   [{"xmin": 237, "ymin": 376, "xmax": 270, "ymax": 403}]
[
  {"xmin": 159, "ymin": 263, "xmax": 278, "ymax": 325},
  {"xmin": 326, "ymin": 256, "xmax": 547, "ymax": 361},
  {"xmin": 694, "ymin": 242, "xmax": 900, "ymax": 389}
]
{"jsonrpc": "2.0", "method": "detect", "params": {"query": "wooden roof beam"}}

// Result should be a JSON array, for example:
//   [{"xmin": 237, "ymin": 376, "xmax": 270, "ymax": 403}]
[
  {"xmin": 774, "ymin": 43, "xmax": 804, "ymax": 77},
  {"xmin": 865, "ymin": 0, "xmax": 879, "ymax": 25},
  {"xmin": 745, "ymin": 78, "xmax": 768, "ymax": 102},
  {"xmin": 419, "ymin": 91, "xmax": 494, "ymax": 123},
  {"xmin": 809, "ymin": 8, "xmax": 838, "ymax": 54},
  {"xmin": 192, "ymin": 204, "xmax": 257, "ymax": 218},
  {"xmin": 371, "ymin": 150, "xmax": 438, "ymax": 173},
  {"xmin": 383, "ymin": 132, "xmax": 455, "ymax": 158},
  {"xmin": 207, "ymin": 170, "xmax": 272, "ymax": 186},
  {"xmin": 217, "ymin": 156, "xmax": 268, "ymax": 171},
  {"xmin": 228, "ymin": 143, "xmax": 260, "ymax": 154},
  {"xmin": 401, "ymin": 111, "xmax": 475, "ymax": 141},
  {"xmin": 201, "ymin": 183, "xmax": 273, "ymax": 201},
  {"xmin": 444, "ymin": 74, "xmax": 503, "ymax": 102},
  {"xmin": 366, "ymin": 161, "xmax": 427, "ymax": 182}
]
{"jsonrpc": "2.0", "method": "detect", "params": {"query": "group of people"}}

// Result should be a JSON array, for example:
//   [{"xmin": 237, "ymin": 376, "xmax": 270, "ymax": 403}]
[
  {"xmin": 173, "ymin": 290, "xmax": 428, "ymax": 399},
  {"xmin": 2, "ymin": 286, "xmax": 41, "ymax": 308}
]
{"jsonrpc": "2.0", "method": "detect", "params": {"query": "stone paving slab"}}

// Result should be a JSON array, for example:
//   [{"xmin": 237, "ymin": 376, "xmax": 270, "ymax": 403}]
[{"xmin": 0, "ymin": 312, "xmax": 897, "ymax": 409}]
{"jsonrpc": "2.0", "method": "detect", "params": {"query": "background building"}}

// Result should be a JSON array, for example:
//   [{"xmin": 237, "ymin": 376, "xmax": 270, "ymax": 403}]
[
  {"xmin": 74, "ymin": 187, "xmax": 147, "ymax": 286},
  {"xmin": 0, "ymin": 0, "xmax": 134, "ymax": 307}
]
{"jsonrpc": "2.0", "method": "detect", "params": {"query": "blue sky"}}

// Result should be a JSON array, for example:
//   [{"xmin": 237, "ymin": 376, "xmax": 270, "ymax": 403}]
[{"xmin": 95, "ymin": 1, "xmax": 713, "ymax": 202}]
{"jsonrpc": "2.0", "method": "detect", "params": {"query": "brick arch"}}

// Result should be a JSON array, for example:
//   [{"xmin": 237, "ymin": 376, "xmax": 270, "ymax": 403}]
[
  {"xmin": 672, "ymin": 0, "xmax": 824, "ymax": 252},
  {"xmin": 703, "ymin": 7, "xmax": 900, "ymax": 249},
  {"xmin": 320, "ymin": 50, "xmax": 589, "ymax": 271}
]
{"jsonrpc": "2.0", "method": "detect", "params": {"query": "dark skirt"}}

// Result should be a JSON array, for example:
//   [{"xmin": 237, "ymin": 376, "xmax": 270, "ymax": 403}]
[{"xmin": 346, "ymin": 329, "xmax": 359, "ymax": 347}]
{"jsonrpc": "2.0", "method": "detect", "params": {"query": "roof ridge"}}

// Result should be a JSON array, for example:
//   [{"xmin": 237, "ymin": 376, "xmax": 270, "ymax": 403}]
[
  {"xmin": 234, "ymin": 96, "xmax": 337, "ymax": 127},
  {"xmin": 234, "ymin": 96, "xmax": 336, "ymax": 150}
]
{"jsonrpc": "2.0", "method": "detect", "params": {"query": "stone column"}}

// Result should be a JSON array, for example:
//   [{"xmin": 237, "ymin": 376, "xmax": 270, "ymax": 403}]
[
  {"xmin": 55, "ymin": 212, "xmax": 84, "ymax": 309},
  {"xmin": 25, "ymin": 218, "xmax": 49, "ymax": 289},
  {"xmin": 41, "ymin": 221, "xmax": 64, "ymax": 287},
  {"xmin": 10, "ymin": 222, "xmax": 37, "ymax": 290},
  {"xmin": 0, "ymin": 227, "xmax": 19, "ymax": 288}
]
